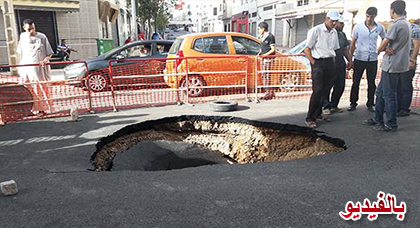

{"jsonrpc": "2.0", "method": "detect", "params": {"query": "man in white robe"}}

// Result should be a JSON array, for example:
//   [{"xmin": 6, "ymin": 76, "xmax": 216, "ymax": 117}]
[{"xmin": 16, "ymin": 19, "xmax": 54, "ymax": 114}]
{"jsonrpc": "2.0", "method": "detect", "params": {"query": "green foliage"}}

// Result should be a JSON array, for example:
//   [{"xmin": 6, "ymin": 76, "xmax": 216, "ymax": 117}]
[{"xmin": 136, "ymin": 0, "xmax": 174, "ymax": 32}]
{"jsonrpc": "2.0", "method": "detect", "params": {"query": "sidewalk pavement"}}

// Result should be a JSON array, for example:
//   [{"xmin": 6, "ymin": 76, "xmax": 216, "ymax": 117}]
[{"xmin": 0, "ymin": 100, "xmax": 419, "ymax": 228}]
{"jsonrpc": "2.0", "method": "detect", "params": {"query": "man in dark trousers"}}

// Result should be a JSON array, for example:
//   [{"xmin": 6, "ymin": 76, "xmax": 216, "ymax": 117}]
[
  {"xmin": 349, "ymin": 7, "xmax": 386, "ymax": 112},
  {"xmin": 323, "ymin": 15, "xmax": 353, "ymax": 114},
  {"xmin": 258, "ymin": 21, "xmax": 276, "ymax": 100},
  {"xmin": 397, "ymin": 14, "xmax": 420, "ymax": 116},
  {"xmin": 304, "ymin": 10, "xmax": 340, "ymax": 128},
  {"xmin": 364, "ymin": 0, "xmax": 411, "ymax": 132}
]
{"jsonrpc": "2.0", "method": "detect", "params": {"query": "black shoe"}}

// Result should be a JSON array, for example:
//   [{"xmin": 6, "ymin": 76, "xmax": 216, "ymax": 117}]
[
  {"xmin": 348, "ymin": 105, "xmax": 356, "ymax": 111},
  {"xmin": 330, "ymin": 107, "xmax": 343, "ymax": 113},
  {"xmin": 397, "ymin": 110, "xmax": 410, "ymax": 117},
  {"xmin": 363, "ymin": 118, "xmax": 379, "ymax": 126},
  {"xmin": 316, "ymin": 115, "xmax": 331, "ymax": 122},
  {"xmin": 373, "ymin": 125, "xmax": 397, "ymax": 132},
  {"xmin": 367, "ymin": 106, "xmax": 375, "ymax": 112}
]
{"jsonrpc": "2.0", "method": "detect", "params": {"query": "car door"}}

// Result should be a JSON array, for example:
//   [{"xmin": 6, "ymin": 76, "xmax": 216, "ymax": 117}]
[
  {"xmin": 230, "ymin": 35, "xmax": 262, "ymax": 88},
  {"xmin": 111, "ymin": 42, "xmax": 154, "ymax": 88},
  {"xmin": 188, "ymin": 35, "xmax": 240, "ymax": 88}
]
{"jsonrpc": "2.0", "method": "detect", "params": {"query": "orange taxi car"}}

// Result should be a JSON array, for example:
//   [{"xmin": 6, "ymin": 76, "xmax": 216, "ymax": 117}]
[{"xmin": 164, "ymin": 32, "xmax": 309, "ymax": 97}]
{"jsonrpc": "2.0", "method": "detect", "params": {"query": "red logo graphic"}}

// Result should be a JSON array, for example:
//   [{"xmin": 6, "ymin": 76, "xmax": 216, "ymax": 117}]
[{"xmin": 339, "ymin": 191, "xmax": 406, "ymax": 221}]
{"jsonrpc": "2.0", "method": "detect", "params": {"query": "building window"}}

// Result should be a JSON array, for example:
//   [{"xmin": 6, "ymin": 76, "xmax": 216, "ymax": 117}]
[
  {"xmin": 213, "ymin": 7, "xmax": 217, "ymax": 15},
  {"xmin": 252, "ymin": 12, "xmax": 257, "ymax": 18},
  {"xmin": 304, "ymin": 0, "xmax": 309, "ymax": 5},
  {"xmin": 297, "ymin": 0, "xmax": 303, "ymax": 6},
  {"xmin": 241, "ymin": 0, "xmax": 243, "ymax": 5},
  {"xmin": 263, "ymin": 5, "xmax": 273, "ymax": 11}
]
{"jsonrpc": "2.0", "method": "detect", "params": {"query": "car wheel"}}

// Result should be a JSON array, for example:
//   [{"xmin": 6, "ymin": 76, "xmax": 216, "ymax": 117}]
[
  {"xmin": 87, "ymin": 74, "xmax": 108, "ymax": 92},
  {"xmin": 180, "ymin": 75, "xmax": 206, "ymax": 97},
  {"xmin": 209, "ymin": 100, "xmax": 238, "ymax": 112},
  {"xmin": 280, "ymin": 74, "xmax": 299, "ymax": 92}
]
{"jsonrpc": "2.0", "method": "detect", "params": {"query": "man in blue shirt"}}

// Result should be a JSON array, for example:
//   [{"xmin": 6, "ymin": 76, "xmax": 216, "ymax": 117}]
[{"xmin": 349, "ymin": 7, "xmax": 386, "ymax": 112}]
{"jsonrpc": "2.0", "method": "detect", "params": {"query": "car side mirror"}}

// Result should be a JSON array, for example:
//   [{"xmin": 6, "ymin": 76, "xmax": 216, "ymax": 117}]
[{"xmin": 116, "ymin": 54, "xmax": 125, "ymax": 60}]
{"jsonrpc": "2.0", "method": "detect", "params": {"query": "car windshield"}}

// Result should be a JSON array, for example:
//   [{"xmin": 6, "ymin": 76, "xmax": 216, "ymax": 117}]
[
  {"xmin": 288, "ymin": 40, "xmax": 306, "ymax": 54},
  {"xmin": 169, "ymin": 38, "xmax": 184, "ymax": 54},
  {"xmin": 103, "ymin": 43, "xmax": 152, "ymax": 59}
]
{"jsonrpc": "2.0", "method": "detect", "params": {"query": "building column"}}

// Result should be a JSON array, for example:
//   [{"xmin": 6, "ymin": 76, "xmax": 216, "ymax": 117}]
[
  {"xmin": 124, "ymin": 9, "xmax": 128, "ymax": 39},
  {"xmin": 282, "ymin": 20, "xmax": 289, "ymax": 47}
]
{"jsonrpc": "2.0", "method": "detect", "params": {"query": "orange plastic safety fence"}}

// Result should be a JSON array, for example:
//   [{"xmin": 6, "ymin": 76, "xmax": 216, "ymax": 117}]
[
  {"xmin": 411, "ymin": 64, "xmax": 420, "ymax": 108},
  {"xmin": 0, "ymin": 61, "xmax": 91, "ymax": 123},
  {"xmin": 181, "ymin": 56, "xmax": 250, "ymax": 103},
  {"xmin": 1, "ymin": 56, "xmax": 419, "ymax": 124},
  {"xmin": 255, "ymin": 55, "xmax": 312, "ymax": 101},
  {"xmin": 107, "ymin": 58, "xmax": 182, "ymax": 111}
]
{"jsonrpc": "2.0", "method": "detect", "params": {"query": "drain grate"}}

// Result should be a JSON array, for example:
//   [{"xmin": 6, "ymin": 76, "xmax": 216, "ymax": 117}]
[{"xmin": 91, "ymin": 115, "xmax": 346, "ymax": 171}]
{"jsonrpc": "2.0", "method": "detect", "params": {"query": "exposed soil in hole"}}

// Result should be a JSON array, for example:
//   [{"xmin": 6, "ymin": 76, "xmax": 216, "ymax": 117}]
[{"xmin": 91, "ymin": 115, "xmax": 346, "ymax": 171}]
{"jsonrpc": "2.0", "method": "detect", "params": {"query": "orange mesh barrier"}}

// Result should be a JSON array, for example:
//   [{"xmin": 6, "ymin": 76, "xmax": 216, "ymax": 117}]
[
  {"xmin": 255, "ymin": 55, "xmax": 312, "ymax": 101},
  {"xmin": 107, "ymin": 57, "xmax": 183, "ymax": 111},
  {"xmin": 0, "ymin": 56, "xmax": 419, "ymax": 124},
  {"xmin": 172, "ymin": 56, "xmax": 250, "ymax": 103},
  {"xmin": 411, "ymin": 64, "xmax": 420, "ymax": 109},
  {"xmin": 0, "ymin": 61, "xmax": 91, "ymax": 123}
]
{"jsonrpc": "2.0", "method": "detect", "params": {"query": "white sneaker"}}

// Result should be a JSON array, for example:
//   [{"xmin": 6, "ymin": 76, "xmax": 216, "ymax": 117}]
[{"xmin": 322, "ymin": 109, "xmax": 332, "ymax": 115}]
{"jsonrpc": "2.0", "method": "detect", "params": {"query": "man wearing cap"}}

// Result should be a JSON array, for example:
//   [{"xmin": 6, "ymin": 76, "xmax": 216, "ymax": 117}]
[
  {"xmin": 349, "ymin": 7, "xmax": 386, "ymax": 112},
  {"xmin": 364, "ymin": 0, "xmax": 411, "ymax": 132},
  {"xmin": 304, "ymin": 10, "xmax": 340, "ymax": 128},
  {"xmin": 323, "ymin": 15, "xmax": 353, "ymax": 114},
  {"xmin": 397, "ymin": 15, "xmax": 420, "ymax": 116}
]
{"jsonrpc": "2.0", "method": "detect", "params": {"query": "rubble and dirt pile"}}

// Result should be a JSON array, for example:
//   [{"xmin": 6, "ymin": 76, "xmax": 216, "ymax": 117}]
[{"xmin": 91, "ymin": 116, "xmax": 346, "ymax": 171}]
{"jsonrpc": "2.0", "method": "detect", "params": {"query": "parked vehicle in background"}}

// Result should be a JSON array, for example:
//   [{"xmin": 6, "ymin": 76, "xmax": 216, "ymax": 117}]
[
  {"xmin": 164, "ymin": 32, "xmax": 310, "ymax": 97},
  {"xmin": 64, "ymin": 40, "xmax": 173, "ymax": 92},
  {"xmin": 287, "ymin": 39, "xmax": 310, "ymax": 70},
  {"xmin": 167, "ymin": 33, "xmax": 177, "ymax": 40}
]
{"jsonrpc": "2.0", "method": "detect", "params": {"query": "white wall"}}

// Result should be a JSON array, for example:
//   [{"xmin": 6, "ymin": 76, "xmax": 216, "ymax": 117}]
[
  {"xmin": 257, "ymin": 1, "xmax": 278, "ymax": 34},
  {"xmin": 346, "ymin": 0, "xmax": 420, "ymax": 25}
]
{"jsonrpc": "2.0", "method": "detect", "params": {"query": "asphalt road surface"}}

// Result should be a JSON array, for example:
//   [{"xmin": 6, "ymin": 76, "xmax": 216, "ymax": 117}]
[{"xmin": 0, "ymin": 99, "xmax": 419, "ymax": 228}]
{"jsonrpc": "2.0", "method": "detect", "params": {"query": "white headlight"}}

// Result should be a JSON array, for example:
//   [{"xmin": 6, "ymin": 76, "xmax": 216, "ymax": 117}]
[{"xmin": 64, "ymin": 63, "xmax": 86, "ymax": 79}]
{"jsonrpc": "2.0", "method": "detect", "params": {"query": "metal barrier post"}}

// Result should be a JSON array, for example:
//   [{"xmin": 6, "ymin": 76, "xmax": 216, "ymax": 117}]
[
  {"xmin": 245, "ymin": 56, "xmax": 250, "ymax": 102},
  {"xmin": 185, "ymin": 58, "xmax": 190, "ymax": 105},
  {"xmin": 108, "ymin": 60, "xmax": 118, "ymax": 112},
  {"xmin": 175, "ymin": 59, "xmax": 181, "ymax": 105},
  {"xmin": 254, "ymin": 56, "xmax": 259, "ymax": 103},
  {"xmin": 83, "ymin": 62, "xmax": 94, "ymax": 113}
]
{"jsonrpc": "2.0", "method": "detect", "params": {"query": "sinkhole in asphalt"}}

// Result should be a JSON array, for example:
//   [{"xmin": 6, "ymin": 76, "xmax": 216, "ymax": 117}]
[{"xmin": 90, "ymin": 115, "xmax": 346, "ymax": 171}]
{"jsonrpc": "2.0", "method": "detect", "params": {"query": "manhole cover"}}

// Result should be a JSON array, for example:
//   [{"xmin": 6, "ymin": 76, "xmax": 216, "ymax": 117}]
[{"xmin": 91, "ymin": 115, "xmax": 346, "ymax": 171}]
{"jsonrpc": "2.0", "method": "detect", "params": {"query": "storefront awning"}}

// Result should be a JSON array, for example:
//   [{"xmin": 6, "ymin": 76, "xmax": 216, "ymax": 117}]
[
  {"xmin": 98, "ymin": 0, "xmax": 119, "ymax": 24},
  {"xmin": 13, "ymin": 0, "xmax": 80, "ymax": 12}
]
